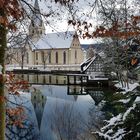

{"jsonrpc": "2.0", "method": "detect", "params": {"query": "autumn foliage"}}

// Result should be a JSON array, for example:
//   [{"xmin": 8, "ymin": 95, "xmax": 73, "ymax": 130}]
[
  {"xmin": 0, "ymin": 73, "xmax": 29, "ymax": 127},
  {"xmin": 0, "ymin": 0, "xmax": 23, "ymax": 30},
  {"xmin": 131, "ymin": 57, "xmax": 138, "ymax": 66},
  {"xmin": 68, "ymin": 15, "xmax": 140, "ymax": 39},
  {"xmin": 6, "ymin": 106, "xmax": 25, "ymax": 128},
  {"xmin": 6, "ymin": 73, "xmax": 29, "ymax": 95}
]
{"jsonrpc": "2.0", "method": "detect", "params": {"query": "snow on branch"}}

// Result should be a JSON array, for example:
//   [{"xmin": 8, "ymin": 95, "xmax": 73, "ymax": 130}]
[{"xmin": 96, "ymin": 103, "xmax": 137, "ymax": 139}]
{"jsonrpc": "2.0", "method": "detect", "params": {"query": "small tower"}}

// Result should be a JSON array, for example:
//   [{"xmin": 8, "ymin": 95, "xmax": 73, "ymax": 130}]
[{"xmin": 29, "ymin": 0, "xmax": 45, "ymax": 41}]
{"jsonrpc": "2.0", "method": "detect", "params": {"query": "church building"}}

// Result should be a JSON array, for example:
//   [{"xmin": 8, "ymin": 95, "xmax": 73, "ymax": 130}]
[{"xmin": 7, "ymin": 0, "xmax": 85, "ymax": 71}]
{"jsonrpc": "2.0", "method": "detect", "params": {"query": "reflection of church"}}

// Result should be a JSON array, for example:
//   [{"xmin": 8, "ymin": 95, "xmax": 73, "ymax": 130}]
[
  {"xmin": 67, "ymin": 85, "xmax": 85, "ymax": 95},
  {"xmin": 89, "ymin": 91, "xmax": 104, "ymax": 105},
  {"xmin": 31, "ymin": 88, "xmax": 47, "ymax": 129},
  {"xmin": 21, "ymin": 74, "xmax": 67, "ymax": 85}
]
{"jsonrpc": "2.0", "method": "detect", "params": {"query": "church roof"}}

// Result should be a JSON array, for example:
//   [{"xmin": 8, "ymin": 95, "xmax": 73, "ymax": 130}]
[{"xmin": 32, "ymin": 31, "xmax": 74, "ymax": 50}]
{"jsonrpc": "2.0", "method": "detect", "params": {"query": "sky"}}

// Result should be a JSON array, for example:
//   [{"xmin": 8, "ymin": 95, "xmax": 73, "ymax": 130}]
[
  {"xmin": 26, "ymin": 0, "xmax": 140, "ymax": 44},
  {"xmin": 27, "ymin": 0, "xmax": 101, "ymax": 44}
]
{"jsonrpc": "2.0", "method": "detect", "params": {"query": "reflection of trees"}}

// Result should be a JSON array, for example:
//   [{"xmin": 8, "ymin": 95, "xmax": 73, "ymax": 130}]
[
  {"xmin": 6, "ymin": 99, "xmax": 38, "ymax": 140},
  {"xmin": 49, "ymin": 102, "xmax": 96, "ymax": 140},
  {"xmin": 6, "ymin": 118, "xmax": 37, "ymax": 140},
  {"xmin": 88, "ymin": 103, "xmax": 104, "ymax": 131},
  {"xmin": 47, "ymin": 85, "xmax": 53, "ymax": 95}
]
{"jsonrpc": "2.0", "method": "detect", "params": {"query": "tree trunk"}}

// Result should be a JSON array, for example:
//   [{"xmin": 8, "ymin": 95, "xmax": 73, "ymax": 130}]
[{"xmin": 0, "ymin": 11, "xmax": 7, "ymax": 140}]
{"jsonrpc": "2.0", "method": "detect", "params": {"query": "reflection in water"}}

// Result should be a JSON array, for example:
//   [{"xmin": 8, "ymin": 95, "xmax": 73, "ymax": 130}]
[
  {"xmin": 6, "ymin": 94, "xmax": 39, "ymax": 140},
  {"xmin": 8, "ymin": 74, "xmax": 106, "ymax": 140},
  {"xmin": 68, "ymin": 86, "xmax": 104, "ymax": 105},
  {"xmin": 16, "ymin": 74, "xmax": 67, "ymax": 85},
  {"xmin": 85, "ymin": 87, "xmax": 104, "ymax": 106},
  {"xmin": 31, "ymin": 88, "xmax": 47, "ymax": 130}
]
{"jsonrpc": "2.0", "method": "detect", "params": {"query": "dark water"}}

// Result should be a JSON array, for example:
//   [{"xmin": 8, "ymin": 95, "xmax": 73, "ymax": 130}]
[{"xmin": 6, "ymin": 74, "xmax": 105, "ymax": 140}]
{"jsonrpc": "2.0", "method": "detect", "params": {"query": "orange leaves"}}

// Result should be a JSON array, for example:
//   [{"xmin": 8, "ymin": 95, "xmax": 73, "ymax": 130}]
[
  {"xmin": 5, "ymin": 73, "xmax": 29, "ymax": 95},
  {"xmin": 5, "ymin": 73, "xmax": 29, "ymax": 128},
  {"xmin": 131, "ymin": 15, "xmax": 140, "ymax": 25},
  {"xmin": 94, "ymin": 16, "xmax": 140, "ymax": 39},
  {"xmin": 93, "ymin": 23, "xmax": 140, "ymax": 39},
  {"xmin": 0, "ymin": 96, "xmax": 6, "ymax": 102},
  {"xmin": 131, "ymin": 58, "xmax": 138, "ymax": 66},
  {"xmin": 0, "ymin": 74, "xmax": 3, "ymax": 82},
  {"xmin": 0, "ymin": 17, "xmax": 8, "ymax": 26},
  {"xmin": 69, "ymin": 15, "xmax": 140, "ymax": 40},
  {"xmin": 9, "ymin": 120, "xmax": 24, "ymax": 128},
  {"xmin": 7, "ymin": 107, "xmax": 24, "ymax": 117},
  {"xmin": 7, "ymin": 107, "xmax": 25, "ymax": 128},
  {"xmin": 0, "ymin": 0, "xmax": 23, "ymax": 30}
]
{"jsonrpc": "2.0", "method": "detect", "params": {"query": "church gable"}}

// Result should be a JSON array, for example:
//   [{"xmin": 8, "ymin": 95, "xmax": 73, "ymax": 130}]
[{"xmin": 70, "ymin": 33, "xmax": 81, "ymax": 49}]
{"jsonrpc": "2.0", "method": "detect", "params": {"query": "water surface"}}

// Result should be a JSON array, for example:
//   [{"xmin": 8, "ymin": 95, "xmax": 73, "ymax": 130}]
[{"xmin": 6, "ymin": 74, "xmax": 104, "ymax": 140}]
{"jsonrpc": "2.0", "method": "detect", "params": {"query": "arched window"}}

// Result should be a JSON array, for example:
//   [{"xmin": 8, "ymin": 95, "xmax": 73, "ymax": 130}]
[
  {"xmin": 36, "ymin": 52, "xmax": 38, "ymax": 60},
  {"xmin": 63, "ymin": 51, "xmax": 66, "ymax": 64},
  {"xmin": 75, "ymin": 50, "xmax": 77, "ymax": 59},
  {"xmin": 56, "ymin": 52, "xmax": 58, "ymax": 64},
  {"xmin": 49, "ymin": 52, "xmax": 51, "ymax": 63},
  {"xmin": 26, "ymin": 52, "xmax": 29, "ymax": 64}
]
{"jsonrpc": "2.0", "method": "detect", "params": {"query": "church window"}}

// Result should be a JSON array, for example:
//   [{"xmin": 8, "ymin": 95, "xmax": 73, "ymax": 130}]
[
  {"xmin": 63, "ymin": 51, "xmax": 66, "ymax": 64},
  {"xmin": 75, "ymin": 50, "xmax": 77, "ymax": 59},
  {"xmin": 36, "ymin": 52, "xmax": 38, "ymax": 60},
  {"xmin": 56, "ymin": 52, "xmax": 58, "ymax": 64},
  {"xmin": 27, "ymin": 52, "xmax": 29, "ymax": 64},
  {"xmin": 41, "ymin": 52, "xmax": 44, "ymax": 62},
  {"xmin": 49, "ymin": 52, "xmax": 51, "ymax": 63}
]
